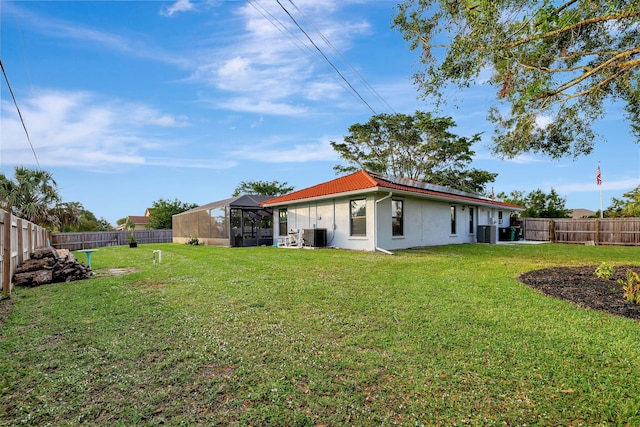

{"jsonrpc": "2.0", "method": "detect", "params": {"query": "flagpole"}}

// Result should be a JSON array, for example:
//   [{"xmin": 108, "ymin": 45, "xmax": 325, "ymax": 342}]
[
  {"xmin": 600, "ymin": 184, "xmax": 603, "ymax": 218},
  {"xmin": 598, "ymin": 161, "xmax": 603, "ymax": 218}
]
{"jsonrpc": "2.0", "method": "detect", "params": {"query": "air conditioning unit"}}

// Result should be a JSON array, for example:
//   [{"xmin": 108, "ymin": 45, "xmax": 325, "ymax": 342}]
[
  {"xmin": 477, "ymin": 225, "xmax": 496, "ymax": 244},
  {"xmin": 303, "ymin": 228, "xmax": 327, "ymax": 247}
]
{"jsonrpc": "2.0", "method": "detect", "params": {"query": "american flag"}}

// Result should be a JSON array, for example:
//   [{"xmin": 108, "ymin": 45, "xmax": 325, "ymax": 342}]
[{"xmin": 596, "ymin": 165, "xmax": 602, "ymax": 186}]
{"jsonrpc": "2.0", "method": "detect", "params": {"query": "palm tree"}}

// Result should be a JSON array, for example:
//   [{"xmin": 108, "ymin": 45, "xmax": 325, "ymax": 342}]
[
  {"xmin": 0, "ymin": 166, "xmax": 61, "ymax": 228},
  {"xmin": 52, "ymin": 201, "xmax": 84, "ymax": 231}
]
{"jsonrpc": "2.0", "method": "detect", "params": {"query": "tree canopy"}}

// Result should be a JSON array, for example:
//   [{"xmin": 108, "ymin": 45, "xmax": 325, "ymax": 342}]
[
  {"xmin": 605, "ymin": 185, "xmax": 640, "ymax": 217},
  {"xmin": 54, "ymin": 202, "xmax": 112, "ymax": 232},
  {"xmin": 498, "ymin": 188, "xmax": 571, "ymax": 218},
  {"xmin": 331, "ymin": 111, "xmax": 497, "ymax": 193},
  {"xmin": 147, "ymin": 198, "xmax": 198, "ymax": 230},
  {"xmin": 393, "ymin": 1, "xmax": 640, "ymax": 159},
  {"xmin": 232, "ymin": 180, "xmax": 294, "ymax": 197},
  {"xmin": 0, "ymin": 166, "xmax": 61, "ymax": 228}
]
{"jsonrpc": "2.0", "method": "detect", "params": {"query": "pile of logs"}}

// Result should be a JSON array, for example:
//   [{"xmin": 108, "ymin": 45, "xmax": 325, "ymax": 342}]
[{"xmin": 13, "ymin": 247, "xmax": 92, "ymax": 287}]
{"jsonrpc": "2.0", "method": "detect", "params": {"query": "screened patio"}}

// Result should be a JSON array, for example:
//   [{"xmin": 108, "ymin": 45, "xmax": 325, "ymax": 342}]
[{"xmin": 172, "ymin": 195, "xmax": 273, "ymax": 247}]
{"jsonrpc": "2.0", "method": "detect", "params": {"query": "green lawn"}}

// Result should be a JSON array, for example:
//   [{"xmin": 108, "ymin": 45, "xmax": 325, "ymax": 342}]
[{"xmin": 1, "ymin": 243, "xmax": 639, "ymax": 426}]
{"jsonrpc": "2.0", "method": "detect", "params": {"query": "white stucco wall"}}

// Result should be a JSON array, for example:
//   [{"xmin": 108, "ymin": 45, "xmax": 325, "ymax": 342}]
[
  {"xmin": 275, "ymin": 197, "xmax": 376, "ymax": 251},
  {"xmin": 273, "ymin": 194, "xmax": 519, "ymax": 251},
  {"xmin": 376, "ymin": 197, "xmax": 477, "ymax": 250}
]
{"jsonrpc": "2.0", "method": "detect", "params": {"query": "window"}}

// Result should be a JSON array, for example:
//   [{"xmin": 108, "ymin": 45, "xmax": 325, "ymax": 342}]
[
  {"xmin": 498, "ymin": 211, "xmax": 503, "ymax": 225},
  {"xmin": 278, "ymin": 208, "xmax": 288, "ymax": 236},
  {"xmin": 392, "ymin": 200, "xmax": 403, "ymax": 236},
  {"xmin": 450, "ymin": 206, "xmax": 457, "ymax": 234},
  {"xmin": 350, "ymin": 199, "xmax": 366, "ymax": 236},
  {"xmin": 469, "ymin": 207, "xmax": 474, "ymax": 234}
]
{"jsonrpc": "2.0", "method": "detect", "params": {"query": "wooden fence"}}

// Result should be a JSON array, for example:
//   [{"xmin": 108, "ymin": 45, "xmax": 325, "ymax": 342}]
[
  {"xmin": 524, "ymin": 217, "xmax": 640, "ymax": 246},
  {"xmin": 51, "ymin": 230, "xmax": 172, "ymax": 250},
  {"xmin": 1, "ymin": 209, "xmax": 51, "ymax": 294}
]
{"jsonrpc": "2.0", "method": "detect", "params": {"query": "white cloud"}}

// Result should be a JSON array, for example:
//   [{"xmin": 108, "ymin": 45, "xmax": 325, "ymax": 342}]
[
  {"xmin": 161, "ymin": 0, "xmax": 195, "ymax": 17},
  {"xmin": 306, "ymin": 81, "xmax": 343, "ymax": 101},
  {"xmin": 0, "ymin": 90, "xmax": 227, "ymax": 170},
  {"xmin": 145, "ymin": 157, "xmax": 236, "ymax": 169},
  {"xmin": 189, "ymin": 1, "xmax": 373, "ymax": 115},
  {"xmin": 9, "ymin": 4, "xmax": 190, "ymax": 67},
  {"xmin": 231, "ymin": 136, "xmax": 338, "ymax": 163},
  {"xmin": 217, "ymin": 97, "xmax": 309, "ymax": 116},
  {"xmin": 503, "ymin": 154, "xmax": 546, "ymax": 164},
  {"xmin": 555, "ymin": 178, "xmax": 640, "ymax": 194}
]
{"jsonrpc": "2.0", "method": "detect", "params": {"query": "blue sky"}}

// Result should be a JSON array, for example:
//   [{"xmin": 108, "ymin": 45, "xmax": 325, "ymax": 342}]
[{"xmin": 1, "ymin": 0, "xmax": 638, "ymax": 225}]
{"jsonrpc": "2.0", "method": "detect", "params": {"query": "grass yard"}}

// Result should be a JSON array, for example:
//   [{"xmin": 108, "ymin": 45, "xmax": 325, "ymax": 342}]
[{"xmin": 1, "ymin": 243, "xmax": 640, "ymax": 426}]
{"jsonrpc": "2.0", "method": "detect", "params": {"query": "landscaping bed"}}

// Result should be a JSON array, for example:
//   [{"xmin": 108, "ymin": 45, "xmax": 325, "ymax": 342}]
[{"xmin": 519, "ymin": 265, "xmax": 640, "ymax": 321}]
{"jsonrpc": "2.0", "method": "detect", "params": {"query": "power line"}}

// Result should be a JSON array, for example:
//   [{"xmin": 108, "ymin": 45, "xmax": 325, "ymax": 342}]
[
  {"xmin": 247, "ymin": 0, "xmax": 368, "ymax": 108},
  {"xmin": 248, "ymin": 0, "xmax": 312, "ymax": 58},
  {"xmin": 0, "ymin": 58, "xmax": 40, "ymax": 167},
  {"xmin": 275, "ymin": 0, "xmax": 378, "ymax": 115},
  {"xmin": 287, "ymin": 0, "xmax": 396, "ymax": 114}
]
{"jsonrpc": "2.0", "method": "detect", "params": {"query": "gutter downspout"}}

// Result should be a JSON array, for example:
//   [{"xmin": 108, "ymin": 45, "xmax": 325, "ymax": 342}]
[{"xmin": 375, "ymin": 192, "xmax": 394, "ymax": 255}]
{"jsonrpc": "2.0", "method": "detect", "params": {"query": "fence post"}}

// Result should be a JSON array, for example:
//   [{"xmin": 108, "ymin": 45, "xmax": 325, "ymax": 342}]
[
  {"xmin": 17, "ymin": 219, "xmax": 24, "ymax": 266},
  {"xmin": 3, "ymin": 211, "xmax": 11, "ymax": 294},
  {"xmin": 549, "ymin": 219, "xmax": 555, "ymax": 242},
  {"xmin": 27, "ymin": 222, "xmax": 33, "ymax": 253},
  {"xmin": 595, "ymin": 218, "xmax": 600, "ymax": 246}
]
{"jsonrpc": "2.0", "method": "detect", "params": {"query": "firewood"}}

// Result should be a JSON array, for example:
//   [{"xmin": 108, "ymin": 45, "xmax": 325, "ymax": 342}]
[
  {"xmin": 14, "ymin": 246, "xmax": 92, "ymax": 287},
  {"xmin": 15, "ymin": 257, "xmax": 56, "ymax": 273},
  {"xmin": 30, "ymin": 247, "xmax": 57, "ymax": 260},
  {"xmin": 14, "ymin": 270, "xmax": 53, "ymax": 287}
]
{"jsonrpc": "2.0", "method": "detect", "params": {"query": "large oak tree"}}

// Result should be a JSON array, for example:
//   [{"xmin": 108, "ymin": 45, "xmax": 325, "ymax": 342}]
[
  {"xmin": 331, "ymin": 111, "xmax": 497, "ymax": 193},
  {"xmin": 147, "ymin": 198, "xmax": 198, "ymax": 230},
  {"xmin": 497, "ymin": 188, "xmax": 572, "ymax": 218},
  {"xmin": 232, "ymin": 180, "xmax": 294, "ymax": 197},
  {"xmin": 393, "ymin": 0, "xmax": 640, "ymax": 159}
]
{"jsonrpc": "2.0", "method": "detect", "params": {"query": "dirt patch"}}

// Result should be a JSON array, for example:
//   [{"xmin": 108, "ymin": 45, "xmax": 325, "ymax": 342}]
[
  {"xmin": 0, "ymin": 296, "xmax": 16, "ymax": 327},
  {"xmin": 519, "ymin": 265, "xmax": 640, "ymax": 321},
  {"xmin": 93, "ymin": 267, "xmax": 139, "ymax": 278}
]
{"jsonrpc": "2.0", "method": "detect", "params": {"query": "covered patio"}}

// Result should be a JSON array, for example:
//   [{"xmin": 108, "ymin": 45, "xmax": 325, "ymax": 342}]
[{"xmin": 172, "ymin": 195, "xmax": 273, "ymax": 247}]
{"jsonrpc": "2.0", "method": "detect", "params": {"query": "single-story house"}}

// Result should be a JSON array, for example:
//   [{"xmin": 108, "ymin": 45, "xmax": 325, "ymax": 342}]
[
  {"xmin": 262, "ymin": 170, "xmax": 524, "ymax": 252},
  {"xmin": 115, "ymin": 215, "xmax": 149, "ymax": 231},
  {"xmin": 172, "ymin": 195, "xmax": 273, "ymax": 247}
]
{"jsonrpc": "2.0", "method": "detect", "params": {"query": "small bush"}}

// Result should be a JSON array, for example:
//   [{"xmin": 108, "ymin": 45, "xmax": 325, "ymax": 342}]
[
  {"xmin": 594, "ymin": 262, "xmax": 614, "ymax": 280},
  {"xmin": 186, "ymin": 236, "xmax": 199, "ymax": 246},
  {"xmin": 618, "ymin": 269, "xmax": 640, "ymax": 304}
]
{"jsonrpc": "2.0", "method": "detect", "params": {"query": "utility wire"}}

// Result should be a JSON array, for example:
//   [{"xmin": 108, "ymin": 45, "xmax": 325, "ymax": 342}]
[
  {"xmin": 248, "ymin": 0, "xmax": 313, "ymax": 58},
  {"xmin": 0, "ymin": 58, "xmax": 40, "ymax": 167},
  {"xmin": 247, "ymin": 0, "xmax": 369, "ymax": 107},
  {"xmin": 287, "ymin": 0, "xmax": 396, "ymax": 114},
  {"xmin": 275, "ymin": 0, "xmax": 377, "ymax": 115}
]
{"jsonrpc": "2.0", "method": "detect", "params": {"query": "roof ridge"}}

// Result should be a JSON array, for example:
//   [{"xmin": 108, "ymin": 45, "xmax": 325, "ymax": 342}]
[{"xmin": 360, "ymin": 169, "xmax": 380, "ymax": 187}]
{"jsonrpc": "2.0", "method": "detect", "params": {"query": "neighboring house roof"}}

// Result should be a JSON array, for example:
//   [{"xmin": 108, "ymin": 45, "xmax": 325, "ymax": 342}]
[
  {"xmin": 114, "ymin": 214, "xmax": 149, "ymax": 230},
  {"xmin": 263, "ymin": 170, "xmax": 524, "ymax": 210},
  {"xmin": 128, "ymin": 215, "xmax": 149, "ymax": 225},
  {"xmin": 570, "ymin": 208, "xmax": 596, "ymax": 219},
  {"xmin": 174, "ymin": 195, "xmax": 274, "ymax": 216}
]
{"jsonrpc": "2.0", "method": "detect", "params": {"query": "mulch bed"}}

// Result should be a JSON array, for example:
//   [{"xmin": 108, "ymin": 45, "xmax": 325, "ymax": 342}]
[{"xmin": 519, "ymin": 265, "xmax": 640, "ymax": 321}]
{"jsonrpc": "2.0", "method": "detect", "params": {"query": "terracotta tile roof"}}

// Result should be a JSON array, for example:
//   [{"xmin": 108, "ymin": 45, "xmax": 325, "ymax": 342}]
[
  {"xmin": 262, "ymin": 170, "xmax": 377, "ymax": 205},
  {"xmin": 263, "ymin": 170, "xmax": 523, "ymax": 210}
]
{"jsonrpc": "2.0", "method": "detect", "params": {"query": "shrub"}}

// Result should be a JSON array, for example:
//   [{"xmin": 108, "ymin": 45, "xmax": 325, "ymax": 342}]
[
  {"xmin": 594, "ymin": 262, "xmax": 614, "ymax": 280},
  {"xmin": 618, "ymin": 269, "xmax": 640, "ymax": 304},
  {"xmin": 187, "ymin": 236, "xmax": 199, "ymax": 246}
]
